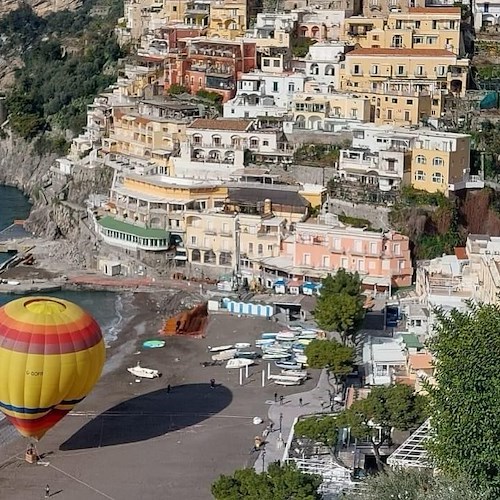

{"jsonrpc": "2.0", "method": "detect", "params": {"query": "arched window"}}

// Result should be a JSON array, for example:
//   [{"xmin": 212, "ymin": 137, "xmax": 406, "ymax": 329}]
[
  {"xmin": 300, "ymin": 26, "xmax": 308, "ymax": 37},
  {"xmin": 414, "ymin": 170, "xmax": 426, "ymax": 181},
  {"xmin": 325, "ymin": 65, "xmax": 335, "ymax": 76},
  {"xmin": 392, "ymin": 35, "xmax": 402, "ymax": 48},
  {"xmin": 310, "ymin": 63, "xmax": 319, "ymax": 75},
  {"xmin": 192, "ymin": 134, "xmax": 202, "ymax": 145},
  {"xmin": 211, "ymin": 134, "xmax": 221, "ymax": 147},
  {"xmin": 433, "ymin": 157, "xmax": 444, "ymax": 166},
  {"xmin": 311, "ymin": 26, "xmax": 320, "ymax": 38},
  {"xmin": 249, "ymin": 137, "xmax": 259, "ymax": 149},
  {"xmin": 191, "ymin": 249, "xmax": 201, "ymax": 262},
  {"xmin": 415, "ymin": 155, "xmax": 426, "ymax": 164},
  {"xmin": 432, "ymin": 172, "xmax": 444, "ymax": 184}
]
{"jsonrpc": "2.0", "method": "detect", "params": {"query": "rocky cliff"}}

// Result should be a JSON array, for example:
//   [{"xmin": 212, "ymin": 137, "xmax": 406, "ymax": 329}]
[{"xmin": 0, "ymin": 0, "xmax": 80, "ymax": 18}]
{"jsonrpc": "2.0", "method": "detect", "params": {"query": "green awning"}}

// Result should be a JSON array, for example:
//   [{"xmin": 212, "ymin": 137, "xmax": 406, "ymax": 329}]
[
  {"xmin": 400, "ymin": 333, "xmax": 423, "ymax": 350},
  {"xmin": 98, "ymin": 216, "xmax": 169, "ymax": 239}
]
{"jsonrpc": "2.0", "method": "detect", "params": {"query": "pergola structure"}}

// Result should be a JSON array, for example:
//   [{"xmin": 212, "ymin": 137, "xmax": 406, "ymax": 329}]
[{"xmin": 387, "ymin": 418, "xmax": 433, "ymax": 469}]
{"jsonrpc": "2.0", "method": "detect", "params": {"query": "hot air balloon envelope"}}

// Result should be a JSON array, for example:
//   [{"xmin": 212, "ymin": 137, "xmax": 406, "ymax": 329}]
[{"xmin": 0, "ymin": 296, "xmax": 105, "ymax": 440}]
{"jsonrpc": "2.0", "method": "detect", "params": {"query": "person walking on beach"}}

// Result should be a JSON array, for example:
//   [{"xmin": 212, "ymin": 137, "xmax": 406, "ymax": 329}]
[
  {"xmin": 167, "ymin": 384, "xmax": 171, "ymax": 393},
  {"xmin": 279, "ymin": 395, "xmax": 284, "ymax": 405},
  {"xmin": 299, "ymin": 397, "xmax": 303, "ymax": 407},
  {"xmin": 274, "ymin": 392, "xmax": 278, "ymax": 403},
  {"xmin": 45, "ymin": 484, "xmax": 50, "ymax": 498},
  {"xmin": 210, "ymin": 378, "xmax": 216, "ymax": 389}
]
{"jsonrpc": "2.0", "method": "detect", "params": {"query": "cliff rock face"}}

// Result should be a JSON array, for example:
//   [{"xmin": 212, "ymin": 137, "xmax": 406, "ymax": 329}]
[{"xmin": 0, "ymin": 0, "xmax": 81, "ymax": 18}]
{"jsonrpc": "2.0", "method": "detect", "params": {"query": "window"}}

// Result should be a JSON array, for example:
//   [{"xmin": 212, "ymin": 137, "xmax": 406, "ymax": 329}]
[
  {"xmin": 373, "ymin": 35, "xmax": 379, "ymax": 41},
  {"xmin": 272, "ymin": 82, "xmax": 278, "ymax": 92},
  {"xmin": 212, "ymin": 135, "xmax": 221, "ymax": 146},
  {"xmin": 413, "ymin": 36, "xmax": 423, "ymax": 44},
  {"xmin": 392, "ymin": 35, "xmax": 402, "ymax": 48},
  {"xmin": 415, "ymin": 21, "xmax": 420, "ymax": 28},
  {"xmin": 288, "ymin": 83, "xmax": 295, "ymax": 92},
  {"xmin": 371, "ymin": 64, "xmax": 379, "ymax": 75},
  {"xmin": 263, "ymin": 59, "xmax": 270, "ymax": 67},
  {"xmin": 392, "ymin": 98, "xmax": 398, "ymax": 103},
  {"xmin": 191, "ymin": 236, "xmax": 197, "ymax": 245},
  {"xmin": 436, "ymin": 65, "xmax": 446, "ymax": 76},
  {"xmin": 358, "ymin": 259, "xmax": 365, "ymax": 271},
  {"xmin": 415, "ymin": 155, "xmax": 426, "ymax": 164},
  {"xmin": 353, "ymin": 64, "xmax": 361, "ymax": 75},
  {"xmin": 387, "ymin": 109, "xmax": 393, "ymax": 120},
  {"xmin": 404, "ymin": 111, "xmax": 410, "ymax": 121},
  {"xmin": 397, "ymin": 65, "xmax": 405, "ymax": 76},
  {"xmin": 267, "ymin": 244, "xmax": 273, "ymax": 252},
  {"xmin": 427, "ymin": 37, "xmax": 437, "ymax": 45},
  {"xmin": 341, "ymin": 257, "xmax": 348, "ymax": 269},
  {"xmin": 248, "ymin": 242, "xmax": 253, "ymax": 254},
  {"xmin": 432, "ymin": 172, "xmax": 444, "ymax": 183},
  {"xmin": 399, "ymin": 260, "xmax": 405, "ymax": 270},
  {"xmin": 415, "ymin": 170, "xmax": 426, "ymax": 181},
  {"xmin": 322, "ymin": 255, "xmax": 330, "ymax": 268},
  {"xmin": 204, "ymin": 237, "xmax": 210, "ymax": 248},
  {"xmin": 193, "ymin": 134, "xmax": 202, "ymax": 144},
  {"xmin": 351, "ymin": 108, "xmax": 358, "ymax": 118},
  {"xmin": 415, "ymin": 65, "xmax": 424, "ymax": 76},
  {"xmin": 334, "ymin": 238, "xmax": 341, "ymax": 250},
  {"xmin": 406, "ymin": 99, "xmax": 413, "ymax": 105},
  {"xmin": 222, "ymin": 223, "xmax": 229, "ymax": 233},
  {"xmin": 273, "ymin": 59, "xmax": 280, "ymax": 67},
  {"xmin": 433, "ymin": 157, "xmax": 444, "ymax": 166},
  {"xmin": 432, "ymin": 20, "xmax": 437, "ymax": 29},
  {"xmin": 263, "ymin": 140, "xmax": 269, "ymax": 146},
  {"xmin": 370, "ymin": 242, "xmax": 377, "ymax": 255},
  {"xmin": 303, "ymin": 253, "xmax": 311, "ymax": 265},
  {"xmin": 310, "ymin": 63, "xmax": 319, "ymax": 75},
  {"xmin": 258, "ymin": 244, "xmax": 263, "ymax": 255},
  {"xmin": 394, "ymin": 243, "xmax": 401, "ymax": 255},
  {"xmin": 485, "ymin": 3, "xmax": 490, "ymax": 13},
  {"xmin": 173, "ymin": 5, "xmax": 177, "ymax": 11}
]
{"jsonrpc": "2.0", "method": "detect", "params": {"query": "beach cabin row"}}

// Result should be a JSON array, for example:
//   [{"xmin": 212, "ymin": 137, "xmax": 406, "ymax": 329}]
[
  {"xmin": 273, "ymin": 279, "xmax": 320, "ymax": 296},
  {"xmin": 224, "ymin": 299, "xmax": 274, "ymax": 318}
]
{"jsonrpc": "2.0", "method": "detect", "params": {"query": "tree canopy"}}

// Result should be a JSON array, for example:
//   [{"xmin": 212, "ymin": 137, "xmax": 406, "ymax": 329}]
[
  {"xmin": 314, "ymin": 271, "xmax": 365, "ymax": 345},
  {"xmin": 341, "ymin": 467, "xmax": 489, "ymax": 500},
  {"xmin": 426, "ymin": 303, "xmax": 500, "ymax": 498},
  {"xmin": 211, "ymin": 462, "xmax": 322, "ymax": 500},
  {"xmin": 294, "ymin": 415, "xmax": 339, "ymax": 449},
  {"xmin": 338, "ymin": 385, "xmax": 427, "ymax": 469},
  {"xmin": 305, "ymin": 339, "xmax": 354, "ymax": 383}
]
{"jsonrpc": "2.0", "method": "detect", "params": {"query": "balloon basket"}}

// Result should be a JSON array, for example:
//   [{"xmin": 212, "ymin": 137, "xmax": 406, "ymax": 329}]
[{"xmin": 25, "ymin": 444, "xmax": 39, "ymax": 464}]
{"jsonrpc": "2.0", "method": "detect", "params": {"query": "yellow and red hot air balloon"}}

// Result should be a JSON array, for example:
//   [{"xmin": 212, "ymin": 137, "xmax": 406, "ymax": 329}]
[{"xmin": 0, "ymin": 296, "xmax": 105, "ymax": 441}]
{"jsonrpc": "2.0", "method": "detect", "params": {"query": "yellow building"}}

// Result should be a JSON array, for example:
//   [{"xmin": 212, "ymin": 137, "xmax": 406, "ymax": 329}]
[
  {"xmin": 343, "ymin": 7, "xmax": 463, "ymax": 56},
  {"xmin": 207, "ymin": 0, "xmax": 247, "ymax": 39},
  {"xmin": 408, "ymin": 130, "xmax": 470, "ymax": 195},
  {"xmin": 292, "ymin": 91, "xmax": 371, "ymax": 131},
  {"xmin": 104, "ymin": 109, "xmax": 188, "ymax": 171}
]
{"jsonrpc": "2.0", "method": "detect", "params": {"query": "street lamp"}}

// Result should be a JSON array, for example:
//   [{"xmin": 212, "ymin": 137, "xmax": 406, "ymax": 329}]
[
  {"xmin": 279, "ymin": 412, "xmax": 283, "ymax": 433},
  {"xmin": 261, "ymin": 448, "xmax": 266, "ymax": 473}
]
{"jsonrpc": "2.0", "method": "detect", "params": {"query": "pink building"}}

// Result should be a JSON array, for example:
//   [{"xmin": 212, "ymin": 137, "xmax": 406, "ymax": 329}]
[{"xmin": 282, "ymin": 220, "xmax": 413, "ymax": 288}]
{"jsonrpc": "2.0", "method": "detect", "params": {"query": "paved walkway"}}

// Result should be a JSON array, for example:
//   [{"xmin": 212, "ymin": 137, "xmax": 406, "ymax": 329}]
[{"xmin": 254, "ymin": 369, "xmax": 334, "ymax": 472}]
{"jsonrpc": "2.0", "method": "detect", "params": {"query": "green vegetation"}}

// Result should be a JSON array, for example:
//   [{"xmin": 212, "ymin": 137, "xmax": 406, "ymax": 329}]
[
  {"xmin": 294, "ymin": 415, "xmax": 339, "ymax": 449},
  {"xmin": 2, "ymin": 1, "xmax": 124, "ymax": 144},
  {"xmin": 471, "ymin": 120, "xmax": 500, "ymax": 180},
  {"xmin": 314, "ymin": 271, "xmax": 365, "ymax": 345},
  {"xmin": 291, "ymin": 36, "xmax": 316, "ymax": 58},
  {"xmin": 338, "ymin": 385, "xmax": 427, "ymax": 470},
  {"xmin": 426, "ymin": 303, "xmax": 500, "ymax": 498},
  {"xmin": 211, "ymin": 462, "xmax": 321, "ymax": 500},
  {"xmin": 294, "ymin": 143, "xmax": 345, "ymax": 166},
  {"xmin": 389, "ymin": 187, "xmax": 463, "ymax": 259},
  {"xmin": 338, "ymin": 214, "xmax": 372, "ymax": 229},
  {"xmin": 168, "ymin": 84, "xmax": 189, "ymax": 95},
  {"xmin": 196, "ymin": 89, "xmax": 222, "ymax": 104},
  {"xmin": 305, "ymin": 339, "xmax": 354, "ymax": 383},
  {"xmin": 341, "ymin": 468, "xmax": 488, "ymax": 500}
]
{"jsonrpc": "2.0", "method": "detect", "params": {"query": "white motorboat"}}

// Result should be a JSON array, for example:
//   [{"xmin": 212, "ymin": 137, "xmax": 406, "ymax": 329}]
[
  {"xmin": 276, "ymin": 331, "xmax": 296, "ymax": 341},
  {"xmin": 281, "ymin": 369, "xmax": 308, "ymax": 378},
  {"xmin": 271, "ymin": 375, "xmax": 303, "ymax": 386},
  {"xmin": 226, "ymin": 358, "xmax": 253, "ymax": 369},
  {"xmin": 234, "ymin": 342, "xmax": 251, "ymax": 349},
  {"xmin": 261, "ymin": 332, "xmax": 278, "ymax": 339},
  {"xmin": 294, "ymin": 354, "xmax": 308, "ymax": 364},
  {"xmin": 210, "ymin": 345, "xmax": 234, "ymax": 352},
  {"xmin": 262, "ymin": 352, "xmax": 290, "ymax": 360},
  {"xmin": 127, "ymin": 362, "xmax": 160, "ymax": 379},
  {"xmin": 275, "ymin": 360, "xmax": 303, "ymax": 371},
  {"xmin": 211, "ymin": 349, "xmax": 237, "ymax": 361},
  {"xmin": 256, "ymin": 339, "xmax": 275, "ymax": 347}
]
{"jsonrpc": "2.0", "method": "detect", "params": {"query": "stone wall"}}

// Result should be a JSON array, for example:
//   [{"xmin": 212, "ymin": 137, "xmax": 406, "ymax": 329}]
[
  {"xmin": 267, "ymin": 163, "xmax": 337, "ymax": 186},
  {"xmin": 325, "ymin": 198, "xmax": 391, "ymax": 230}
]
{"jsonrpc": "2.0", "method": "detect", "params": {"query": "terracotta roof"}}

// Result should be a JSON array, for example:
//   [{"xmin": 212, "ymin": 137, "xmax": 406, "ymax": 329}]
[
  {"xmin": 347, "ymin": 48, "xmax": 456, "ymax": 57},
  {"xmin": 454, "ymin": 247, "xmax": 468, "ymax": 260},
  {"xmin": 408, "ymin": 7, "xmax": 461, "ymax": 14},
  {"xmin": 409, "ymin": 353, "xmax": 433, "ymax": 371},
  {"xmin": 188, "ymin": 118, "xmax": 253, "ymax": 131}
]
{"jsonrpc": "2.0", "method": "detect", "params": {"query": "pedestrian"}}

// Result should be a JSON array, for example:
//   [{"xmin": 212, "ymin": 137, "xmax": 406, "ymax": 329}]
[
  {"xmin": 167, "ymin": 384, "xmax": 171, "ymax": 393},
  {"xmin": 45, "ymin": 484, "xmax": 50, "ymax": 498},
  {"xmin": 279, "ymin": 395, "xmax": 284, "ymax": 405},
  {"xmin": 299, "ymin": 397, "xmax": 303, "ymax": 407},
  {"xmin": 269, "ymin": 422, "xmax": 274, "ymax": 433},
  {"xmin": 210, "ymin": 378, "xmax": 215, "ymax": 389},
  {"xmin": 274, "ymin": 392, "xmax": 278, "ymax": 402}
]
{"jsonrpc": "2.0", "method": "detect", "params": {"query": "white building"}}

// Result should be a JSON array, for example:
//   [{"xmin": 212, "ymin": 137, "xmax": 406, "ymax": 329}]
[
  {"xmin": 304, "ymin": 42, "xmax": 347, "ymax": 91},
  {"xmin": 363, "ymin": 336, "xmax": 406, "ymax": 386},
  {"xmin": 174, "ymin": 118, "xmax": 293, "ymax": 178},
  {"xmin": 474, "ymin": 0, "xmax": 500, "ymax": 29},
  {"xmin": 223, "ymin": 71, "xmax": 309, "ymax": 118}
]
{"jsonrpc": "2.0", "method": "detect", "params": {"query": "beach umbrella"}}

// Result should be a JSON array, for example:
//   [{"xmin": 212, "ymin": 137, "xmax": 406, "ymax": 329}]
[{"xmin": 0, "ymin": 296, "xmax": 105, "ymax": 441}]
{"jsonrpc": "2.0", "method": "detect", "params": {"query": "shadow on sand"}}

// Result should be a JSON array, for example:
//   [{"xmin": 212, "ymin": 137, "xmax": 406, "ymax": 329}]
[{"xmin": 60, "ymin": 383, "xmax": 232, "ymax": 451}]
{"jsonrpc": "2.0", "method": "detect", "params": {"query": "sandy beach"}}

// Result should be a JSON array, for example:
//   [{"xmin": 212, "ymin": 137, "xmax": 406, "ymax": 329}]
[{"xmin": 0, "ymin": 291, "xmax": 318, "ymax": 500}]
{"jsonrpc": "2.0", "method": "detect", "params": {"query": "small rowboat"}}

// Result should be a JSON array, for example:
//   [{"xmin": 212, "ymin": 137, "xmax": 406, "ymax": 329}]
[
  {"xmin": 234, "ymin": 342, "xmax": 251, "ymax": 349},
  {"xmin": 210, "ymin": 345, "xmax": 234, "ymax": 352},
  {"xmin": 226, "ymin": 358, "xmax": 253, "ymax": 369},
  {"xmin": 127, "ymin": 362, "xmax": 160, "ymax": 379},
  {"xmin": 142, "ymin": 340, "xmax": 166, "ymax": 349}
]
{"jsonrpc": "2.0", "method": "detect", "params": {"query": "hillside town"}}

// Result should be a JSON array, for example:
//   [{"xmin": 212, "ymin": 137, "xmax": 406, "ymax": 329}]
[{"xmin": 1, "ymin": 0, "xmax": 500, "ymax": 498}]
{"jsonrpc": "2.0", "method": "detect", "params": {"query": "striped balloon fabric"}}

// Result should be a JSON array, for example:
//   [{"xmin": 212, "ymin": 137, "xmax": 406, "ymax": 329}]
[{"xmin": 0, "ymin": 296, "xmax": 105, "ymax": 440}]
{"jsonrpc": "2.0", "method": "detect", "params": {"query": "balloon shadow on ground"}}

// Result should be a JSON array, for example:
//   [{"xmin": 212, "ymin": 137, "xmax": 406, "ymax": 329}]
[{"xmin": 59, "ymin": 383, "xmax": 232, "ymax": 450}]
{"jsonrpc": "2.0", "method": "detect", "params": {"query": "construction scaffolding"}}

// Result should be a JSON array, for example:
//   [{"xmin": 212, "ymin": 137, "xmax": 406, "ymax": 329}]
[{"xmin": 387, "ymin": 419, "xmax": 433, "ymax": 469}]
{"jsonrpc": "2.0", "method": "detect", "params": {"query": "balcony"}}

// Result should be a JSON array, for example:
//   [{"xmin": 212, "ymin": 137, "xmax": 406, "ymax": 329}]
[
  {"xmin": 205, "ymin": 229, "xmax": 217, "ymax": 235},
  {"xmin": 220, "ymin": 230, "xmax": 233, "ymax": 237}
]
